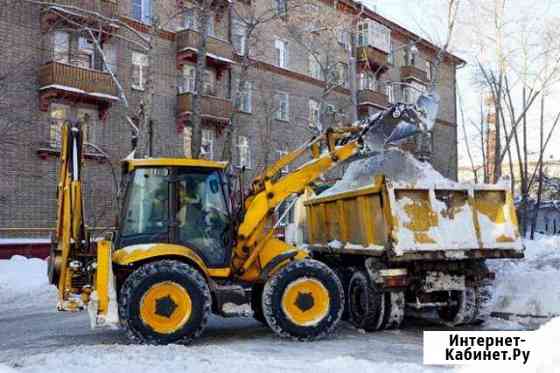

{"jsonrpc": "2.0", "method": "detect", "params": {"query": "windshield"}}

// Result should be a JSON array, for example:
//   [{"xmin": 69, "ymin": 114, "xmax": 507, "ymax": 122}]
[{"xmin": 120, "ymin": 168, "xmax": 170, "ymax": 239}]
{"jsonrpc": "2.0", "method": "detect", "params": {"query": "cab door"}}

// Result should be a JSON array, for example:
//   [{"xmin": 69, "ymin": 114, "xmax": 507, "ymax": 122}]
[{"xmin": 172, "ymin": 168, "xmax": 233, "ymax": 268}]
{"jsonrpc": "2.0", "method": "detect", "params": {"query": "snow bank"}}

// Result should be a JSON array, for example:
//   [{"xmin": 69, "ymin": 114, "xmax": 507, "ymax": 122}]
[
  {"xmin": 321, "ymin": 148, "xmax": 457, "ymax": 197},
  {"xmin": 0, "ymin": 256, "xmax": 55, "ymax": 309},
  {"xmin": 490, "ymin": 235, "xmax": 560, "ymax": 318}
]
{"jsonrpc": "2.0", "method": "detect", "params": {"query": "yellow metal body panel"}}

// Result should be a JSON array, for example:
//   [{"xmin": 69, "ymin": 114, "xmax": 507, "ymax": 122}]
[
  {"xmin": 281, "ymin": 278, "xmax": 330, "ymax": 326},
  {"xmin": 139, "ymin": 281, "xmax": 192, "ymax": 334},
  {"xmin": 112, "ymin": 243, "xmax": 231, "ymax": 278},
  {"xmin": 304, "ymin": 177, "xmax": 524, "ymax": 255},
  {"xmin": 125, "ymin": 158, "xmax": 227, "ymax": 172},
  {"xmin": 95, "ymin": 239, "xmax": 112, "ymax": 316}
]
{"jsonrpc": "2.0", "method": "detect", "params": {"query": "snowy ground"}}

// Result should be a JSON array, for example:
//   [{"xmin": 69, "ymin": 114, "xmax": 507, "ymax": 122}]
[{"xmin": 0, "ymin": 237, "xmax": 558, "ymax": 373}]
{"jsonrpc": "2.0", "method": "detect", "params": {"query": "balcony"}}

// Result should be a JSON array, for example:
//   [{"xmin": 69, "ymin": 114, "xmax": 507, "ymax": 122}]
[
  {"xmin": 176, "ymin": 29, "xmax": 234, "ymax": 75},
  {"xmin": 357, "ymin": 89, "xmax": 388, "ymax": 113},
  {"xmin": 357, "ymin": 46, "xmax": 390, "ymax": 75},
  {"xmin": 41, "ymin": 0, "xmax": 119, "ymax": 33},
  {"xmin": 400, "ymin": 65, "xmax": 428, "ymax": 83},
  {"xmin": 38, "ymin": 62, "xmax": 118, "ymax": 119},
  {"xmin": 176, "ymin": 92, "xmax": 233, "ymax": 133}
]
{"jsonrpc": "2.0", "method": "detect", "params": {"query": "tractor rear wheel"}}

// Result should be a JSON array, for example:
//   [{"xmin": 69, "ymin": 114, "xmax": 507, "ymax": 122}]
[
  {"xmin": 119, "ymin": 260, "xmax": 211, "ymax": 345},
  {"xmin": 262, "ymin": 259, "xmax": 344, "ymax": 341}
]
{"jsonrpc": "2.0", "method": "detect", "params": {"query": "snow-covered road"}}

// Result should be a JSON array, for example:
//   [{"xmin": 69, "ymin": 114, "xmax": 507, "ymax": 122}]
[{"xmin": 0, "ymin": 282, "xmax": 524, "ymax": 373}]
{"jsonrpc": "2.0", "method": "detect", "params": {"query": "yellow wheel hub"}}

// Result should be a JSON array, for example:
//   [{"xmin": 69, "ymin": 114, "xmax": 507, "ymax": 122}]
[
  {"xmin": 281, "ymin": 278, "xmax": 330, "ymax": 327},
  {"xmin": 139, "ymin": 281, "xmax": 192, "ymax": 334}
]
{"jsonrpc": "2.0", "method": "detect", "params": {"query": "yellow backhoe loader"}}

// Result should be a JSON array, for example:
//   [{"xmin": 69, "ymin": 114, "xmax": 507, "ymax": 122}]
[{"xmin": 47, "ymin": 92, "xmax": 522, "ymax": 344}]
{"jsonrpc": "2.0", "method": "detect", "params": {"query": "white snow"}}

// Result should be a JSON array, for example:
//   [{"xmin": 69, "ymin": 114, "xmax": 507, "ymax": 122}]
[
  {"xmin": 490, "ymin": 235, "xmax": 560, "ymax": 319},
  {"xmin": 0, "ymin": 256, "xmax": 56, "ymax": 309},
  {"xmin": 0, "ymin": 238, "xmax": 50, "ymax": 245},
  {"xmin": 321, "ymin": 149, "xmax": 458, "ymax": 197},
  {"xmin": 39, "ymin": 85, "xmax": 119, "ymax": 101}
]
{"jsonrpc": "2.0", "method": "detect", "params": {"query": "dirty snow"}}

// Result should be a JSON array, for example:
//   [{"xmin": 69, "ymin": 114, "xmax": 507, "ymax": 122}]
[
  {"xmin": 490, "ymin": 234, "xmax": 560, "ymax": 319},
  {"xmin": 321, "ymin": 148, "xmax": 457, "ymax": 197}
]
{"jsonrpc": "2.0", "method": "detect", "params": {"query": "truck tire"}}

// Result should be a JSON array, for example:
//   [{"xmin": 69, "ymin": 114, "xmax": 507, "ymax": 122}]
[
  {"xmin": 119, "ymin": 260, "xmax": 211, "ymax": 345},
  {"xmin": 438, "ymin": 288, "xmax": 479, "ymax": 326},
  {"xmin": 347, "ymin": 270, "xmax": 385, "ymax": 331},
  {"xmin": 251, "ymin": 284, "xmax": 266, "ymax": 324},
  {"xmin": 262, "ymin": 259, "xmax": 344, "ymax": 341}
]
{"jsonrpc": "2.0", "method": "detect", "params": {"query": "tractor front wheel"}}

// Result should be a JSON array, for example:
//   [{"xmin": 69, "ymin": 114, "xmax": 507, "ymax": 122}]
[
  {"xmin": 119, "ymin": 260, "xmax": 211, "ymax": 345},
  {"xmin": 262, "ymin": 259, "xmax": 344, "ymax": 341}
]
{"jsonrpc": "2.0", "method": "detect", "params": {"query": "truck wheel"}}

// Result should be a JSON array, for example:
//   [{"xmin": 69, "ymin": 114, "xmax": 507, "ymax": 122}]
[
  {"xmin": 347, "ymin": 270, "xmax": 385, "ymax": 331},
  {"xmin": 262, "ymin": 259, "xmax": 344, "ymax": 341},
  {"xmin": 438, "ymin": 288, "xmax": 478, "ymax": 326},
  {"xmin": 251, "ymin": 284, "xmax": 266, "ymax": 324},
  {"xmin": 119, "ymin": 260, "xmax": 211, "ymax": 345}
]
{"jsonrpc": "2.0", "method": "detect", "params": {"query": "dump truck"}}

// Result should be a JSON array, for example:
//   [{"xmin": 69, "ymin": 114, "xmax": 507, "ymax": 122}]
[{"xmin": 302, "ymin": 176, "xmax": 524, "ymax": 329}]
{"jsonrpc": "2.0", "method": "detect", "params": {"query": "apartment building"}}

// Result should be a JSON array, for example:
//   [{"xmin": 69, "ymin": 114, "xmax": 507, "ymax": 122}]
[{"xmin": 0, "ymin": 0, "xmax": 464, "ymax": 244}]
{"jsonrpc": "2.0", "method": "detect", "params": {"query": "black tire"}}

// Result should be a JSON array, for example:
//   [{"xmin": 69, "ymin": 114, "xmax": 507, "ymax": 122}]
[
  {"xmin": 262, "ymin": 259, "xmax": 344, "ymax": 341},
  {"xmin": 438, "ymin": 288, "xmax": 478, "ymax": 326},
  {"xmin": 347, "ymin": 270, "xmax": 385, "ymax": 331},
  {"xmin": 334, "ymin": 267, "xmax": 353, "ymax": 321},
  {"xmin": 251, "ymin": 283, "xmax": 266, "ymax": 324},
  {"xmin": 119, "ymin": 260, "xmax": 211, "ymax": 345}
]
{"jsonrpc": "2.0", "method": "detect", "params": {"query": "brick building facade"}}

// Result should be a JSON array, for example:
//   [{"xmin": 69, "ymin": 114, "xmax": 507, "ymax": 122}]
[{"xmin": 0, "ymin": 0, "xmax": 464, "ymax": 242}]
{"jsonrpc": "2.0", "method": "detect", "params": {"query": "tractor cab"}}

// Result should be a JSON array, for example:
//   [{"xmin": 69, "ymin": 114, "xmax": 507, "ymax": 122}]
[{"xmin": 116, "ymin": 159, "xmax": 234, "ymax": 268}]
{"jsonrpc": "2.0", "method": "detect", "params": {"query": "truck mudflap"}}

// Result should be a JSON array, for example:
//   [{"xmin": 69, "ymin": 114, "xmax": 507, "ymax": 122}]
[{"xmin": 386, "ymin": 180, "xmax": 524, "ymax": 259}]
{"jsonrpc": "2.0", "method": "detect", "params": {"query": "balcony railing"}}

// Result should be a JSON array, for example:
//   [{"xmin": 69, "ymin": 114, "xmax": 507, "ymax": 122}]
[
  {"xmin": 176, "ymin": 29, "xmax": 234, "ymax": 63},
  {"xmin": 357, "ymin": 89, "xmax": 388, "ymax": 108},
  {"xmin": 43, "ymin": 0, "xmax": 118, "ymax": 19},
  {"xmin": 400, "ymin": 65, "xmax": 428, "ymax": 83},
  {"xmin": 357, "ymin": 46, "xmax": 389, "ymax": 73},
  {"xmin": 177, "ymin": 92, "xmax": 233, "ymax": 121},
  {"xmin": 39, "ymin": 62, "xmax": 117, "ymax": 97}
]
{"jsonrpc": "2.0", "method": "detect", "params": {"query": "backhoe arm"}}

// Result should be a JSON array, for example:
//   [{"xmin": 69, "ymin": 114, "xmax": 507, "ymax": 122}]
[{"xmin": 47, "ymin": 121, "xmax": 88, "ymax": 311}]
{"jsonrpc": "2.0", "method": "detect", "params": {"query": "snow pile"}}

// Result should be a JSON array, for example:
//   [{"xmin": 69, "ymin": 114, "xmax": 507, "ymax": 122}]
[
  {"xmin": 0, "ymin": 256, "xmax": 55, "ymax": 309},
  {"xmin": 321, "ymin": 149, "xmax": 457, "ymax": 197},
  {"xmin": 490, "ymin": 235, "xmax": 560, "ymax": 319}
]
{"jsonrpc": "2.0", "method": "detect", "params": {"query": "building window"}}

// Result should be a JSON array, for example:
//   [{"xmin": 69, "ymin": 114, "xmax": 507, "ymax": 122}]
[
  {"xmin": 184, "ymin": 8, "xmax": 194, "ymax": 29},
  {"xmin": 49, "ymin": 105, "xmax": 96, "ymax": 148},
  {"xmin": 359, "ymin": 72, "xmax": 376, "ymax": 91},
  {"xmin": 49, "ymin": 104, "xmax": 68, "ymax": 148},
  {"xmin": 357, "ymin": 20, "xmax": 391, "ymax": 53},
  {"xmin": 132, "ymin": 51, "xmax": 148, "ymax": 90},
  {"xmin": 336, "ymin": 63, "xmax": 349, "ymax": 88},
  {"xmin": 276, "ymin": 149, "xmax": 289, "ymax": 174},
  {"xmin": 232, "ymin": 16, "xmax": 247, "ymax": 55},
  {"xmin": 75, "ymin": 37, "xmax": 94, "ymax": 69},
  {"xmin": 237, "ymin": 136, "xmax": 251, "ymax": 168},
  {"xmin": 132, "ymin": 0, "xmax": 152, "ymax": 24},
  {"xmin": 403, "ymin": 81, "xmax": 425, "ymax": 104},
  {"xmin": 180, "ymin": 65, "xmax": 196, "ymax": 93},
  {"xmin": 308, "ymin": 99, "xmax": 320, "ymax": 127},
  {"xmin": 309, "ymin": 54, "xmax": 322, "ymax": 80},
  {"xmin": 405, "ymin": 47, "xmax": 417, "ymax": 66},
  {"xmin": 274, "ymin": 0, "xmax": 287, "ymax": 16},
  {"xmin": 202, "ymin": 70, "xmax": 216, "ymax": 96},
  {"xmin": 274, "ymin": 92, "xmax": 289, "ymax": 121},
  {"xmin": 237, "ymin": 81, "xmax": 252, "ymax": 113},
  {"xmin": 336, "ymin": 28, "xmax": 351, "ymax": 50},
  {"xmin": 274, "ymin": 39, "xmax": 288, "ymax": 68},
  {"xmin": 184, "ymin": 127, "xmax": 192, "ymax": 157},
  {"xmin": 103, "ymin": 42, "xmax": 117, "ymax": 73},
  {"xmin": 53, "ymin": 31, "xmax": 69, "ymax": 63},
  {"xmin": 426, "ymin": 60, "xmax": 433, "ymax": 81},
  {"xmin": 386, "ymin": 85, "xmax": 394, "ymax": 103},
  {"xmin": 201, "ymin": 129, "xmax": 215, "ymax": 160}
]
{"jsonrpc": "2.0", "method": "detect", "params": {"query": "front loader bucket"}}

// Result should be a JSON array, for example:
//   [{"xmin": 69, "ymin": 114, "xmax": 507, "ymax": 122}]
[{"xmin": 386, "ymin": 180, "xmax": 523, "ymax": 257}]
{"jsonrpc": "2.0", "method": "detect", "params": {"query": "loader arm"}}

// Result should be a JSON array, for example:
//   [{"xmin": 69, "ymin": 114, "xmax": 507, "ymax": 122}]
[
  {"xmin": 47, "ymin": 120, "xmax": 88, "ymax": 311},
  {"xmin": 231, "ymin": 128, "xmax": 363, "ymax": 280}
]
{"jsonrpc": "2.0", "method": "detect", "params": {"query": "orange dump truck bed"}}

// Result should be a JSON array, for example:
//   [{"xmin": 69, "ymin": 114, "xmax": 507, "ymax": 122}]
[{"xmin": 303, "ymin": 176, "xmax": 524, "ymax": 261}]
